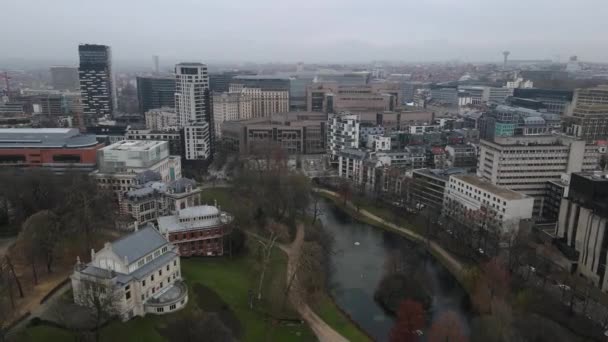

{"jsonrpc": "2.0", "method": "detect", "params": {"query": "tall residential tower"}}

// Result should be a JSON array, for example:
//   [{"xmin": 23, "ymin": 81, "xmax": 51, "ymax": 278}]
[{"xmin": 78, "ymin": 44, "xmax": 115, "ymax": 126}]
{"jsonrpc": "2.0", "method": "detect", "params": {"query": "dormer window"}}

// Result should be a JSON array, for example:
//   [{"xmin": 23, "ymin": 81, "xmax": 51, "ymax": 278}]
[{"xmin": 162, "ymin": 246, "xmax": 168, "ymax": 253}]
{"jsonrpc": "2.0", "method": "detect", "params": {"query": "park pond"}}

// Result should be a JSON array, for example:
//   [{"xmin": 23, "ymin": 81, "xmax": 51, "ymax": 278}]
[{"xmin": 317, "ymin": 197, "xmax": 472, "ymax": 341}]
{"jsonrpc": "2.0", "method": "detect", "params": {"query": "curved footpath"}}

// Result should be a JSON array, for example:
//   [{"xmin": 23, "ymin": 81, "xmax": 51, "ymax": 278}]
[
  {"xmin": 314, "ymin": 189, "xmax": 465, "ymax": 277},
  {"xmin": 248, "ymin": 225, "xmax": 349, "ymax": 342}
]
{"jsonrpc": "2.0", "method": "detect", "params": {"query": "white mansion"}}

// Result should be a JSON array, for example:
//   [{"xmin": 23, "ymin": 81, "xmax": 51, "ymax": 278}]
[{"xmin": 71, "ymin": 226, "xmax": 188, "ymax": 320}]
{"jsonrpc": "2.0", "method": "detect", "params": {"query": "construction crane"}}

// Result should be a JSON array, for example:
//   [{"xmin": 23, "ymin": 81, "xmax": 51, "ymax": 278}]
[{"xmin": 0, "ymin": 71, "xmax": 11, "ymax": 101}]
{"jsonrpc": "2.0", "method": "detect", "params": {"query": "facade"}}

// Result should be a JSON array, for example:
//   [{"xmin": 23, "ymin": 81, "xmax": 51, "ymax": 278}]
[
  {"xmin": 544, "ymin": 174, "xmax": 570, "ymax": 223},
  {"xmin": 513, "ymin": 88, "xmax": 573, "ymax": 115},
  {"xmin": 136, "ymin": 76, "xmax": 175, "ymax": 115},
  {"xmin": 430, "ymin": 85, "xmax": 459, "ymax": 106},
  {"xmin": 158, "ymin": 205, "xmax": 233, "ymax": 257},
  {"xmin": 145, "ymin": 108, "xmax": 178, "ymax": 131},
  {"xmin": 50, "ymin": 66, "xmax": 80, "ymax": 91},
  {"xmin": 0, "ymin": 128, "xmax": 101, "ymax": 173},
  {"xmin": 376, "ymin": 110, "xmax": 434, "ymax": 132},
  {"xmin": 445, "ymin": 144, "xmax": 477, "ymax": 169},
  {"xmin": 230, "ymin": 75, "xmax": 290, "ymax": 92},
  {"xmin": 556, "ymin": 172, "xmax": 608, "ymax": 292},
  {"xmin": 306, "ymin": 83, "xmax": 397, "ymax": 115},
  {"xmin": 221, "ymin": 112, "xmax": 327, "ymax": 155},
  {"xmin": 479, "ymin": 105, "xmax": 560, "ymax": 141},
  {"xmin": 327, "ymin": 113, "xmax": 360, "ymax": 159},
  {"xmin": 212, "ymin": 92, "xmax": 241, "ymax": 137},
  {"xmin": 411, "ymin": 168, "xmax": 466, "ymax": 211},
  {"xmin": 71, "ymin": 226, "xmax": 188, "ymax": 320},
  {"xmin": 125, "ymin": 129, "xmax": 183, "ymax": 156},
  {"xmin": 175, "ymin": 63, "xmax": 213, "ymax": 159},
  {"xmin": 337, "ymin": 149, "xmax": 367, "ymax": 184},
  {"xmin": 289, "ymin": 75, "xmax": 315, "ymax": 111},
  {"xmin": 444, "ymin": 174, "xmax": 534, "ymax": 236},
  {"xmin": 477, "ymin": 135, "xmax": 600, "ymax": 216},
  {"xmin": 367, "ymin": 135, "xmax": 391, "ymax": 151},
  {"xmin": 564, "ymin": 86, "xmax": 608, "ymax": 143},
  {"xmin": 93, "ymin": 140, "xmax": 181, "ymax": 197},
  {"xmin": 79, "ymin": 44, "xmax": 115, "ymax": 125}
]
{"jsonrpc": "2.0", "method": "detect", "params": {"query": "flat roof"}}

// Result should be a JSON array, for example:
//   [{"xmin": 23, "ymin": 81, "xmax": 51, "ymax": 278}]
[
  {"xmin": 0, "ymin": 128, "xmax": 99, "ymax": 149},
  {"xmin": 451, "ymin": 175, "xmax": 528, "ymax": 200},
  {"xmin": 157, "ymin": 206, "xmax": 230, "ymax": 233},
  {"xmin": 102, "ymin": 140, "xmax": 166, "ymax": 152}
]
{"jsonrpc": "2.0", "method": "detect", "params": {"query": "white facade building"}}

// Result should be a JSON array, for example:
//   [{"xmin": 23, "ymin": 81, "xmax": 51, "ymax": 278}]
[
  {"xmin": 175, "ymin": 63, "xmax": 209, "ymax": 127},
  {"xmin": 328, "ymin": 113, "xmax": 360, "ymax": 159},
  {"xmin": 337, "ymin": 148, "xmax": 367, "ymax": 183},
  {"xmin": 477, "ymin": 135, "xmax": 600, "ymax": 216},
  {"xmin": 228, "ymin": 85, "xmax": 289, "ymax": 119},
  {"xmin": 145, "ymin": 107, "xmax": 178, "ymax": 131},
  {"xmin": 444, "ymin": 174, "xmax": 534, "ymax": 236},
  {"xmin": 366, "ymin": 135, "xmax": 391, "ymax": 151},
  {"xmin": 184, "ymin": 124, "xmax": 210, "ymax": 161},
  {"xmin": 71, "ymin": 226, "xmax": 188, "ymax": 320}
]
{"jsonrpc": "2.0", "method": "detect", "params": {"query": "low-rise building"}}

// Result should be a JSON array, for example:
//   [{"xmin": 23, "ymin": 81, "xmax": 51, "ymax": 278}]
[
  {"xmin": 125, "ymin": 129, "xmax": 183, "ymax": 157},
  {"xmin": 71, "ymin": 226, "xmax": 188, "ymax": 320},
  {"xmin": 445, "ymin": 144, "xmax": 477, "ymax": 169},
  {"xmin": 158, "ymin": 205, "xmax": 233, "ymax": 257},
  {"xmin": 411, "ymin": 168, "xmax": 466, "ymax": 211},
  {"xmin": 0, "ymin": 128, "xmax": 102, "ymax": 173},
  {"xmin": 444, "ymin": 174, "xmax": 534, "ymax": 236},
  {"xmin": 145, "ymin": 108, "xmax": 178, "ymax": 131}
]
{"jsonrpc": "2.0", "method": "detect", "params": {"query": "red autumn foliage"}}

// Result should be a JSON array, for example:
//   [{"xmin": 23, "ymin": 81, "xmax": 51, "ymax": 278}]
[{"xmin": 390, "ymin": 299, "xmax": 426, "ymax": 342}]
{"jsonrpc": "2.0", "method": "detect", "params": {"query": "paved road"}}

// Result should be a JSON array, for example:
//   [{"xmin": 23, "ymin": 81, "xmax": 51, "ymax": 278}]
[{"xmin": 8, "ymin": 281, "xmax": 71, "ymax": 334}]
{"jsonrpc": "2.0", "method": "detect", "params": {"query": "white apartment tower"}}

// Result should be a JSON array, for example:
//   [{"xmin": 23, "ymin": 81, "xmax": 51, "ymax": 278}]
[
  {"xmin": 327, "ymin": 113, "xmax": 360, "ymax": 160},
  {"xmin": 175, "ymin": 63, "xmax": 213, "ymax": 160}
]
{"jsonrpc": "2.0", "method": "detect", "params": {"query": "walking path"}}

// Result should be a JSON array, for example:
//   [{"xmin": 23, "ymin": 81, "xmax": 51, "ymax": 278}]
[
  {"xmin": 248, "ymin": 224, "xmax": 349, "ymax": 342},
  {"xmin": 315, "ymin": 189, "xmax": 464, "ymax": 276}
]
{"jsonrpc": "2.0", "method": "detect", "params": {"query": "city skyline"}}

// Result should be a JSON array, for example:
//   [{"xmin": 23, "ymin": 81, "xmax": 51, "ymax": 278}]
[{"xmin": 3, "ymin": 0, "xmax": 608, "ymax": 64}]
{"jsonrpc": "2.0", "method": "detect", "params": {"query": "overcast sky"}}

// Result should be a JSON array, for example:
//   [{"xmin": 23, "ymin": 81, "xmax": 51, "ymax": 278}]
[{"xmin": 3, "ymin": 0, "xmax": 608, "ymax": 64}]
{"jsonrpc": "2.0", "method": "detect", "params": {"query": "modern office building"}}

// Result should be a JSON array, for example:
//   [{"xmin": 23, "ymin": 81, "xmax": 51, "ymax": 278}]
[
  {"xmin": 411, "ymin": 168, "xmax": 466, "ymax": 211},
  {"xmin": 78, "ymin": 44, "xmax": 115, "ymax": 126},
  {"xmin": 307, "ymin": 83, "xmax": 397, "ymax": 114},
  {"xmin": 71, "ymin": 226, "xmax": 188, "ymax": 320},
  {"xmin": 158, "ymin": 205, "xmax": 233, "ymax": 257},
  {"xmin": 221, "ymin": 112, "xmax": 327, "ymax": 155},
  {"xmin": 136, "ymin": 76, "xmax": 176, "ymax": 114},
  {"xmin": 231, "ymin": 86, "xmax": 289, "ymax": 119},
  {"xmin": 479, "ymin": 105, "xmax": 560, "ymax": 141},
  {"xmin": 444, "ymin": 174, "xmax": 534, "ymax": 236},
  {"xmin": 209, "ymin": 71, "xmax": 239, "ymax": 93},
  {"xmin": 231, "ymin": 75, "xmax": 291, "ymax": 92},
  {"xmin": 556, "ymin": 172, "xmax": 608, "ymax": 292},
  {"xmin": 327, "ymin": 113, "xmax": 360, "ymax": 159},
  {"xmin": 477, "ymin": 135, "xmax": 601, "ymax": 216},
  {"xmin": 430, "ymin": 85, "xmax": 459, "ymax": 106},
  {"xmin": 212, "ymin": 92, "xmax": 253, "ymax": 138},
  {"xmin": 50, "ymin": 66, "xmax": 80, "ymax": 91},
  {"xmin": 445, "ymin": 144, "xmax": 477, "ymax": 169},
  {"xmin": 563, "ymin": 86, "xmax": 608, "ymax": 143},
  {"xmin": 512, "ymin": 88, "xmax": 573, "ymax": 115},
  {"xmin": 289, "ymin": 75, "xmax": 315, "ymax": 111},
  {"xmin": 337, "ymin": 148, "xmax": 367, "ymax": 184},
  {"xmin": 125, "ymin": 129, "xmax": 183, "ymax": 157},
  {"xmin": 174, "ymin": 63, "xmax": 212, "ymax": 160},
  {"xmin": 0, "ymin": 128, "xmax": 102, "ymax": 173},
  {"xmin": 316, "ymin": 71, "xmax": 370, "ymax": 85}
]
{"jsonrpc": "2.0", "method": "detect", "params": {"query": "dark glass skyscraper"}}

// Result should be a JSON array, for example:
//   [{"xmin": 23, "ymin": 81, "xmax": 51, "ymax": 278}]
[
  {"xmin": 78, "ymin": 44, "xmax": 114, "ymax": 126},
  {"xmin": 136, "ymin": 76, "xmax": 175, "ymax": 114}
]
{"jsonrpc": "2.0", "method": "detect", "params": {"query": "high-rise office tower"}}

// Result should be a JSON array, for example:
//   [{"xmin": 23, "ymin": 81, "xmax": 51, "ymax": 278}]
[
  {"xmin": 78, "ymin": 44, "xmax": 114, "ymax": 126},
  {"xmin": 136, "ymin": 76, "xmax": 175, "ymax": 114},
  {"xmin": 153, "ymin": 55, "xmax": 160, "ymax": 73},
  {"xmin": 175, "ymin": 63, "xmax": 213, "ymax": 160},
  {"xmin": 564, "ymin": 85, "xmax": 608, "ymax": 143},
  {"xmin": 50, "ymin": 66, "xmax": 80, "ymax": 91}
]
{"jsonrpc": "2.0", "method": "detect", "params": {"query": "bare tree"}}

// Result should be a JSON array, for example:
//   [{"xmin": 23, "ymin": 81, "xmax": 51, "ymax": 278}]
[
  {"xmin": 19, "ymin": 210, "xmax": 63, "ymax": 276},
  {"xmin": 75, "ymin": 280, "xmax": 121, "ymax": 342},
  {"xmin": 254, "ymin": 223, "xmax": 288, "ymax": 301}
]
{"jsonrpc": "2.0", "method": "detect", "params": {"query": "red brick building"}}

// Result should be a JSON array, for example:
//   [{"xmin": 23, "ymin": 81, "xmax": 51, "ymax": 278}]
[
  {"xmin": 157, "ymin": 205, "xmax": 232, "ymax": 257},
  {"xmin": 0, "ymin": 128, "xmax": 102, "ymax": 173}
]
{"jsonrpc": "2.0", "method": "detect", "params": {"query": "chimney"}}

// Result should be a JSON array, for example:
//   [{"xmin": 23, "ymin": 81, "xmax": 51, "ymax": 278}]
[{"xmin": 90, "ymin": 249, "xmax": 95, "ymax": 260}]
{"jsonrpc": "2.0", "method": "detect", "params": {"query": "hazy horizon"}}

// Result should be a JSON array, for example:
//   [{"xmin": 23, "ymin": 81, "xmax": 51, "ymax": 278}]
[{"xmin": 3, "ymin": 0, "xmax": 608, "ymax": 65}]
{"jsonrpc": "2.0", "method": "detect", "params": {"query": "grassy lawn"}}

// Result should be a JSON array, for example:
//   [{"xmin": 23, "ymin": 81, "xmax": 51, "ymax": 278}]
[{"xmin": 314, "ymin": 295, "xmax": 371, "ymax": 342}]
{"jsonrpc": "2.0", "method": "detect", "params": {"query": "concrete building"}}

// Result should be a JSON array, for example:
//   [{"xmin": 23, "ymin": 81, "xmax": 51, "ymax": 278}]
[
  {"xmin": 306, "ymin": 83, "xmax": 397, "ymax": 115},
  {"xmin": 458, "ymin": 86, "xmax": 514, "ymax": 105},
  {"xmin": 289, "ymin": 75, "xmax": 315, "ymax": 111},
  {"xmin": 411, "ymin": 168, "xmax": 466, "ymax": 211},
  {"xmin": 136, "ymin": 76, "xmax": 175, "ymax": 115},
  {"xmin": 50, "ymin": 66, "xmax": 80, "ymax": 91},
  {"xmin": 376, "ymin": 110, "xmax": 434, "ymax": 132},
  {"xmin": 145, "ymin": 108, "xmax": 178, "ymax": 131},
  {"xmin": 445, "ymin": 144, "xmax": 477, "ymax": 169},
  {"xmin": 125, "ymin": 129, "xmax": 183, "ymax": 156},
  {"xmin": 230, "ymin": 75, "xmax": 291, "ymax": 92},
  {"xmin": 367, "ymin": 135, "xmax": 391, "ymax": 151},
  {"xmin": 0, "ymin": 128, "xmax": 102, "ymax": 173},
  {"xmin": 512, "ymin": 88, "xmax": 572, "ymax": 115},
  {"xmin": 92, "ymin": 140, "xmax": 181, "ymax": 197},
  {"xmin": 235, "ymin": 86, "xmax": 289, "ymax": 119},
  {"xmin": 212, "ymin": 92, "xmax": 241, "ymax": 137},
  {"xmin": 316, "ymin": 71, "xmax": 370, "ymax": 85},
  {"xmin": 175, "ymin": 63, "xmax": 213, "ymax": 160},
  {"xmin": 78, "ymin": 44, "xmax": 115, "ymax": 125},
  {"xmin": 221, "ymin": 112, "xmax": 327, "ymax": 155},
  {"xmin": 444, "ymin": 174, "xmax": 534, "ymax": 236},
  {"xmin": 556, "ymin": 172, "xmax": 608, "ymax": 292},
  {"xmin": 337, "ymin": 148, "xmax": 367, "ymax": 184},
  {"xmin": 71, "ymin": 226, "xmax": 188, "ymax": 320},
  {"xmin": 430, "ymin": 85, "xmax": 459, "ymax": 106},
  {"xmin": 477, "ymin": 135, "xmax": 601, "ymax": 216},
  {"xmin": 359, "ymin": 125, "xmax": 385, "ymax": 145},
  {"xmin": 564, "ymin": 86, "xmax": 608, "ymax": 143},
  {"xmin": 158, "ymin": 205, "xmax": 233, "ymax": 257},
  {"xmin": 327, "ymin": 113, "xmax": 360, "ymax": 159}
]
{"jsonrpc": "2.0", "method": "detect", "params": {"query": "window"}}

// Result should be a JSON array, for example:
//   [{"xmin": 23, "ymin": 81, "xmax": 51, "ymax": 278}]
[
  {"xmin": 166, "ymin": 265, "xmax": 170, "ymax": 271},
  {"xmin": 141, "ymin": 295, "xmax": 144, "ymax": 301},
  {"xmin": 142, "ymin": 280, "xmax": 146, "ymax": 287},
  {"xmin": 162, "ymin": 246, "xmax": 168, "ymax": 253},
  {"xmin": 170, "ymin": 304, "xmax": 176, "ymax": 310},
  {"xmin": 154, "ymin": 250, "xmax": 161, "ymax": 257},
  {"xmin": 156, "ymin": 307, "xmax": 164, "ymax": 313},
  {"xmin": 137, "ymin": 259, "xmax": 145, "ymax": 267},
  {"xmin": 146, "ymin": 255, "xmax": 153, "ymax": 262},
  {"xmin": 151, "ymin": 275, "xmax": 155, "ymax": 281},
  {"xmin": 159, "ymin": 270, "xmax": 162, "ymax": 276},
  {"xmin": 125, "ymin": 291, "xmax": 131, "ymax": 300}
]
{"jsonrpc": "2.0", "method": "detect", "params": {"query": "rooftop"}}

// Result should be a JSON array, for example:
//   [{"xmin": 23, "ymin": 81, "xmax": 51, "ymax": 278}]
[
  {"xmin": 102, "ymin": 140, "xmax": 166, "ymax": 152},
  {"xmin": 452, "ymin": 175, "xmax": 528, "ymax": 200},
  {"xmin": 157, "ymin": 205, "xmax": 231, "ymax": 233},
  {"xmin": 0, "ymin": 128, "xmax": 99, "ymax": 149},
  {"xmin": 110, "ymin": 226, "xmax": 169, "ymax": 266},
  {"xmin": 179, "ymin": 205, "xmax": 220, "ymax": 219}
]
